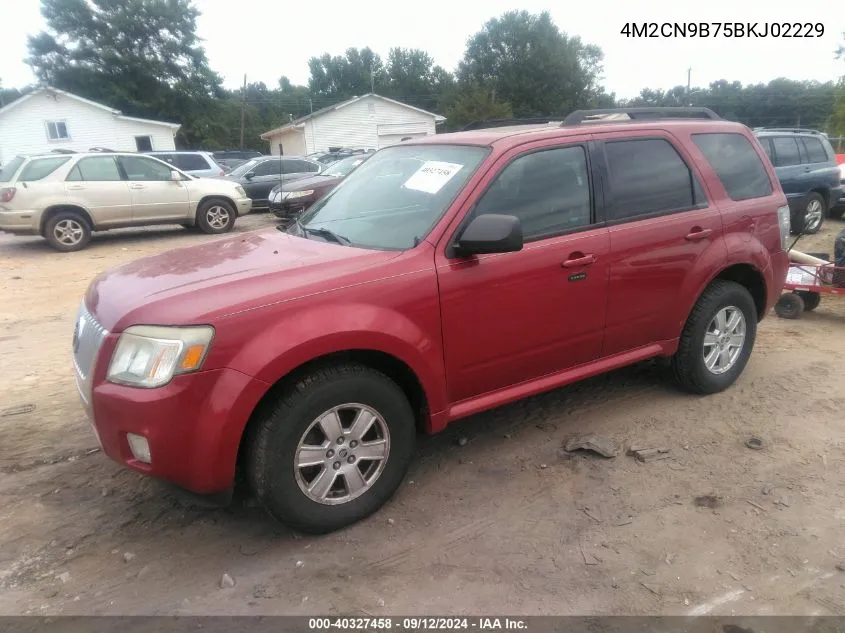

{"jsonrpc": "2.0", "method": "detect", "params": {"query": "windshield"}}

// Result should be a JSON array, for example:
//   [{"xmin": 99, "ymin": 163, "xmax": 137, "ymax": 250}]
[
  {"xmin": 228, "ymin": 158, "xmax": 262, "ymax": 178},
  {"xmin": 0, "ymin": 156, "xmax": 26, "ymax": 183},
  {"xmin": 323, "ymin": 156, "xmax": 367, "ymax": 177},
  {"xmin": 297, "ymin": 144, "xmax": 489, "ymax": 250}
]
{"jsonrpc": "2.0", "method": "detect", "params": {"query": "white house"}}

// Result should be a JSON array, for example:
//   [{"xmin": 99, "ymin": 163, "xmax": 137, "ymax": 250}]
[
  {"xmin": 0, "ymin": 86, "xmax": 180, "ymax": 164},
  {"xmin": 260, "ymin": 93, "xmax": 446, "ymax": 156}
]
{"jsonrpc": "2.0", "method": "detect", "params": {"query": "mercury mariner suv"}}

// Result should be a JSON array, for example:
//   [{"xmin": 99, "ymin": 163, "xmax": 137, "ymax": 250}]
[{"xmin": 72, "ymin": 108, "xmax": 790, "ymax": 533}]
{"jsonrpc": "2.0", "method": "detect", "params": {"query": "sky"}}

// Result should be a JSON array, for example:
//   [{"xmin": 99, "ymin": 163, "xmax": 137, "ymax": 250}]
[{"xmin": 0, "ymin": 0, "xmax": 842, "ymax": 99}]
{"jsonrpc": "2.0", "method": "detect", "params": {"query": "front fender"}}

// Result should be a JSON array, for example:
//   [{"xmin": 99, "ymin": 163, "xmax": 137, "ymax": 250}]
[{"xmin": 222, "ymin": 301, "xmax": 448, "ymax": 418}]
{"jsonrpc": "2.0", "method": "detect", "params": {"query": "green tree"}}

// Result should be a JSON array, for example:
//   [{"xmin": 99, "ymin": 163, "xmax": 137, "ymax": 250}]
[
  {"xmin": 308, "ymin": 47, "xmax": 386, "ymax": 99},
  {"xmin": 27, "ymin": 0, "xmax": 223, "ymax": 148},
  {"xmin": 456, "ymin": 11, "xmax": 607, "ymax": 118},
  {"xmin": 382, "ymin": 48, "xmax": 454, "ymax": 112},
  {"xmin": 443, "ymin": 86, "xmax": 513, "ymax": 130}
]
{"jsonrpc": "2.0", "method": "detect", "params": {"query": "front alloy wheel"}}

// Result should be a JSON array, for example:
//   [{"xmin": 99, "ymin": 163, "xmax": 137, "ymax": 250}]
[
  {"xmin": 295, "ymin": 404, "xmax": 390, "ymax": 505},
  {"xmin": 702, "ymin": 306, "xmax": 746, "ymax": 375}
]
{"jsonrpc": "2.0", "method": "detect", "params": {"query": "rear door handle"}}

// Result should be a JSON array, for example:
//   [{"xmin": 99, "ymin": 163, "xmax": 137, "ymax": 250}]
[
  {"xmin": 562, "ymin": 254, "xmax": 596, "ymax": 268},
  {"xmin": 685, "ymin": 228, "xmax": 713, "ymax": 241},
  {"xmin": 66, "ymin": 185, "xmax": 85, "ymax": 190},
  {"xmin": 129, "ymin": 184, "xmax": 146, "ymax": 190}
]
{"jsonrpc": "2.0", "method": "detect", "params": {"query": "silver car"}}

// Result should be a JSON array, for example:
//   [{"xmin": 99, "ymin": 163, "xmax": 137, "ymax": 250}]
[{"xmin": 146, "ymin": 151, "xmax": 229, "ymax": 178}]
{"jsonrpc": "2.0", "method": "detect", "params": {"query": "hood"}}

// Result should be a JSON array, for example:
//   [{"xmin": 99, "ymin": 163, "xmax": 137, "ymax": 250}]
[
  {"xmin": 273, "ymin": 174, "xmax": 341, "ymax": 193},
  {"xmin": 85, "ymin": 229, "xmax": 400, "ymax": 331}
]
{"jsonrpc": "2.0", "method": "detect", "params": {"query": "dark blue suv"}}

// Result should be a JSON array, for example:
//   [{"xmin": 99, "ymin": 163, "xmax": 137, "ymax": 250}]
[{"xmin": 754, "ymin": 128, "xmax": 842, "ymax": 234}]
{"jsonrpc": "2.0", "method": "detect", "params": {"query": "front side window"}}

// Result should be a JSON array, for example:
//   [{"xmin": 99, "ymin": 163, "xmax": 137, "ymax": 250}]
[
  {"xmin": 472, "ymin": 146, "xmax": 592, "ymax": 241},
  {"xmin": 46, "ymin": 121, "xmax": 70, "ymax": 141},
  {"xmin": 285, "ymin": 159, "xmax": 320, "ymax": 173},
  {"xmin": 254, "ymin": 159, "xmax": 283, "ymax": 177},
  {"xmin": 692, "ymin": 133, "xmax": 773, "ymax": 201},
  {"xmin": 119, "ymin": 156, "xmax": 173, "ymax": 181},
  {"xmin": 605, "ymin": 138, "xmax": 705, "ymax": 220},
  {"xmin": 67, "ymin": 156, "xmax": 122, "ymax": 182},
  {"xmin": 17, "ymin": 157, "xmax": 71, "ymax": 181},
  {"xmin": 772, "ymin": 137, "xmax": 801, "ymax": 166},
  {"xmin": 228, "ymin": 158, "xmax": 261, "ymax": 178},
  {"xmin": 296, "ymin": 144, "xmax": 489, "ymax": 250}
]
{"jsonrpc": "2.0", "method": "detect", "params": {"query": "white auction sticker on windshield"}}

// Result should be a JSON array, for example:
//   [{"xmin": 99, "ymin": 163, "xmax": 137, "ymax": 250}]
[{"xmin": 403, "ymin": 161, "xmax": 464, "ymax": 194}]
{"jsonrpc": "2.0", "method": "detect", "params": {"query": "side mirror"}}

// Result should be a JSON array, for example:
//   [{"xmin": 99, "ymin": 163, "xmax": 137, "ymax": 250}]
[
  {"xmin": 170, "ymin": 170, "xmax": 182, "ymax": 182},
  {"xmin": 244, "ymin": 171, "xmax": 255, "ymax": 180},
  {"xmin": 455, "ymin": 214, "xmax": 523, "ymax": 257}
]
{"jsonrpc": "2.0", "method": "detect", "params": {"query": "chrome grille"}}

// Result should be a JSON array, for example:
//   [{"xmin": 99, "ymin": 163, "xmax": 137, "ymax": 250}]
[{"xmin": 72, "ymin": 302, "xmax": 108, "ymax": 403}]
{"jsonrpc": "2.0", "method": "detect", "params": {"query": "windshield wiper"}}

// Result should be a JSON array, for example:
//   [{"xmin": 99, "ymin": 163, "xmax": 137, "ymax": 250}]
[{"xmin": 303, "ymin": 225, "xmax": 351, "ymax": 245}]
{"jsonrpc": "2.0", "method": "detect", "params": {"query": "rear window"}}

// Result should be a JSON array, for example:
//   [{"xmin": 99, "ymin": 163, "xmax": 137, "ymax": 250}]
[
  {"xmin": 0, "ymin": 156, "xmax": 25, "ymax": 182},
  {"xmin": 17, "ymin": 157, "xmax": 72, "ymax": 181},
  {"xmin": 692, "ymin": 133, "xmax": 773, "ymax": 201},
  {"xmin": 801, "ymin": 137, "xmax": 829, "ymax": 164}
]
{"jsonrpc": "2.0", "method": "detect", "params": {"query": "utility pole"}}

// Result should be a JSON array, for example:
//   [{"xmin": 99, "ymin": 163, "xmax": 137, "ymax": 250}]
[
  {"xmin": 239, "ymin": 73, "xmax": 247, "ymax": 149},
  {"xmin": 687, "ymin": 67, "xmax": 691, "ymax": 106},
  {"xmin": 370, "ymin": 61, "xmax": 375, "ymax": 94}
]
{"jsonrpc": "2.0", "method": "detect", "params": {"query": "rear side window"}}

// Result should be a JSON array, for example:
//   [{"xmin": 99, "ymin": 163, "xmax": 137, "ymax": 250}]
[
  {"xmin": 604, "ymin": 139, "xmax": 705, "ymax": 220},
  {"xmin": 801, "ymin": 137, "xmax": 829, "ymax": 164},
  {"xmin": 692, "ymin": 133, "xmax": 773, "ymax": 201},
  {"xmin": 175, "ymin": 154, "xmax": 211, "ymax": 171},
  {"xmin": 772, "ymin": 137, "xmax": 801, "ymax": 166},
  {"xmin": 18, "ymin": 157, "xmax": 71, "ymax": 181}
]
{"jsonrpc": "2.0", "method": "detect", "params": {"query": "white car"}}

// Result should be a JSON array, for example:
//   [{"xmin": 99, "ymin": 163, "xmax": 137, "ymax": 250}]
[{"xmin": 0, "ymin": 152, "xmax": 252, "ymax": 251}]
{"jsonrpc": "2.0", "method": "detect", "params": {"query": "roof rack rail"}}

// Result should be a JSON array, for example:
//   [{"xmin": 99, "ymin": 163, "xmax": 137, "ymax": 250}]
[
  {"xmin": 753, "ymin": 127, "xmax": 827, "ymax": 136},
  {"xmin": 461, "ymin": 118, "xmax": 564, "ymax": 132},
  {"xmin": 562, "ymin": 107, "xmax": 721, "ymax": 126}
]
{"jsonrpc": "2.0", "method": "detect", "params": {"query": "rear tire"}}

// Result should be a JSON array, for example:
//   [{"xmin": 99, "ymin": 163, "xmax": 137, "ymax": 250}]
[
  {"xmin": 246, "ymin": 363, "xmax": 416, "ymax": 534},
  {"xmin": 196, "ymin": 199, "xmax": 235, "ymax": 234},
  {"xmin": 44, "ymin": 211, "xmax": 92, "ymax": 252},
  {"xmin": 774, "ymin": 292, "xmax": 805, "ymax": 319},
  {"xmin": 672, "ymin": 280, "xmax": 757, "ymax": 395}
]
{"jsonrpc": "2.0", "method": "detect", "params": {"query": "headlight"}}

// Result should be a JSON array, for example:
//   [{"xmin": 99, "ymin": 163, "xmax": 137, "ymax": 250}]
[
  {"xmin": 107, "ymin": 325, "xmax": 214, "ymax": 388},
  {"xmin": 288, "ymin": 190, "xmax": 314, "ymax": 200},
  {"xmin": 776, "ymin": 204, "xmax": 790, "ymax": 251},
  {"xmin": 235, "ymin": 185, "xmax": 246, "ymax": 197}
]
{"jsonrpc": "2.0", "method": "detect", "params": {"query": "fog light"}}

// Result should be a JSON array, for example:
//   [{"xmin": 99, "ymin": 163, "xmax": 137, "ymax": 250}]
[{"xmin": 126, "ymin": 433, "xmax": 151, "ymax": 464}]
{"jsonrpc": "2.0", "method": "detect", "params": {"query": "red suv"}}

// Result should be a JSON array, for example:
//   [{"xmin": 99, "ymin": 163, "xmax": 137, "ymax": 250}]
[{"xmin": 73, "ymin": 108, "xmax": 790, "ymax": 533}]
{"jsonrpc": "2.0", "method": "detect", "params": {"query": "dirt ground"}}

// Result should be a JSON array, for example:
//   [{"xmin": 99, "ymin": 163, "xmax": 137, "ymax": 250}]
[{"xmin": 2, "ymin": 212, "xmax": 845, "ymax": 617}]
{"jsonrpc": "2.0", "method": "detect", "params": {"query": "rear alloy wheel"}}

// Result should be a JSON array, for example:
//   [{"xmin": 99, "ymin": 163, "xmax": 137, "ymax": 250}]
[
  {"xmin": 246, "ymin": 363, "xmax": 416, "ymax": 534},
  {"xmin": 672, "ymin": 280, "xmax": 757, "ymax": 394},
  {"xmin": 196, "ymin": 199, "xmax": 235, "ymax": 234},
  {"xmin": 44, "ymin": 211, "xmax": 92, "ymax": 252},
  {"xmin": 798, "ymin": 193, "xmax": 825, "ymax": 235}
]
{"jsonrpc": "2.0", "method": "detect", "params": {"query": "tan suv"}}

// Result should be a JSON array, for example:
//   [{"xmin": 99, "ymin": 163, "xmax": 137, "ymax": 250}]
[{"xmin": 0, "ymin": 152, "xmax": 252, "ymax": 251}]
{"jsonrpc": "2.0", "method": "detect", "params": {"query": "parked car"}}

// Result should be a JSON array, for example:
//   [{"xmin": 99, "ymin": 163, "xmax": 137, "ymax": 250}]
[
  {"xmin": 306, "ymin": 148, "xmax": 374, "ymax": 166},
  {"xmin": 146, "ymin": 151, "xmax": 229, "ymax": 179},
  {"xmin": 213, "ymin": 150, "xmax": 264, "ymax": 162},
  {"xmin": 753, "ymin": 128, "xmax": 842, "ymax": 234},
  {"xmin": 269, "ymin": 154, "xmax": 370, "ymax": 219},
  {"xmin": 224, "ymin": 156, "xmax": 323, "ymax": 209},
  {"xmin": 72, "ymin": 108, "xmax": 789, "ymax": 533},
  {"xmin": 0, "ymin": 152, "xmax": 251, "ymax": 251},
  {"xmin": 832, "ymin": 163, "xmax": 845, "ymax": 214}
]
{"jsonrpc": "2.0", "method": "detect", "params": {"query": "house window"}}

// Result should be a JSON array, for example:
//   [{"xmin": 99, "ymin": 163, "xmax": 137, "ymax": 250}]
[
  {"xmin": 134, "ymin": 136, "xmax": 153, "ymax": 152},
  {"xmin": 46, "ymin": 121, "xmax": 70, "ymax": 141}
]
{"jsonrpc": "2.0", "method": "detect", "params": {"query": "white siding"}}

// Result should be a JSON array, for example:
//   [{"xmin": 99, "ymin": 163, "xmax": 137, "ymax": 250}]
[
  {"xmin": 302, "ymin": 96, "xmax": 437, "ymax": 154},
  {"xmin": 268, "ymin": 129, "xmax": 307, "ymax": 156},
  {"xmin": 0, "ymin": 91, "xmax": 176, "ymax": 164}
]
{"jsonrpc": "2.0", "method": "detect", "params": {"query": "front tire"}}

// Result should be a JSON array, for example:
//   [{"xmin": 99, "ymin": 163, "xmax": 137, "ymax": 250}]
[
  {"xmin": 44, "ymin": 211, "xmax": 92, "ymax": 252},
  {"xmin": 196, "ymin": 199, "xmax": 235, "ymax": 234},
  {"xmin": 246, "ymin": 364, "xmax": 416, "ymax": 534},
  {"xmin": 672, "ymin": 280, "xmax": 757, "ymax": 395}
]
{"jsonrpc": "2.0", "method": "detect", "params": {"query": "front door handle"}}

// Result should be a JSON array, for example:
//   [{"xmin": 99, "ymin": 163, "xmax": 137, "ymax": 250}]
[
  {"xmin": 66, "ymin": 185, "xmax": 85, "ymax": 190},
  {"xmin": 129, "ymin": 183, "xmax": 146, "ymax": 190},
  {"xmin": 562, "ymin": 254, "xmax": 596, "ymax": 268},
  {"xmin": 685, "ymin": 228, "xmax": 713, "ymax": 241}
]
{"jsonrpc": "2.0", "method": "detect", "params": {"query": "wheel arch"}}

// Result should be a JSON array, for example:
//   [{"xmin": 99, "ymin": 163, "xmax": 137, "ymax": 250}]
[
  {"xmin": 196, "ymin": 194, "xmax": 237, "ymax": 218},
  {"xmin": 710, "ymin": 263, "xmax": 767, "ymax": 322},
  {"xmin": 40, "ymin": 204, "xmax": 94, "ymax": 236}
]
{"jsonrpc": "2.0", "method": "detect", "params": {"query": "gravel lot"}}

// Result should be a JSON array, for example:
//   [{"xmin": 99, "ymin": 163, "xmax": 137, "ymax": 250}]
[{"xmin": 1, "ymin": 212, "xmax": 845, "ymax": 616}]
